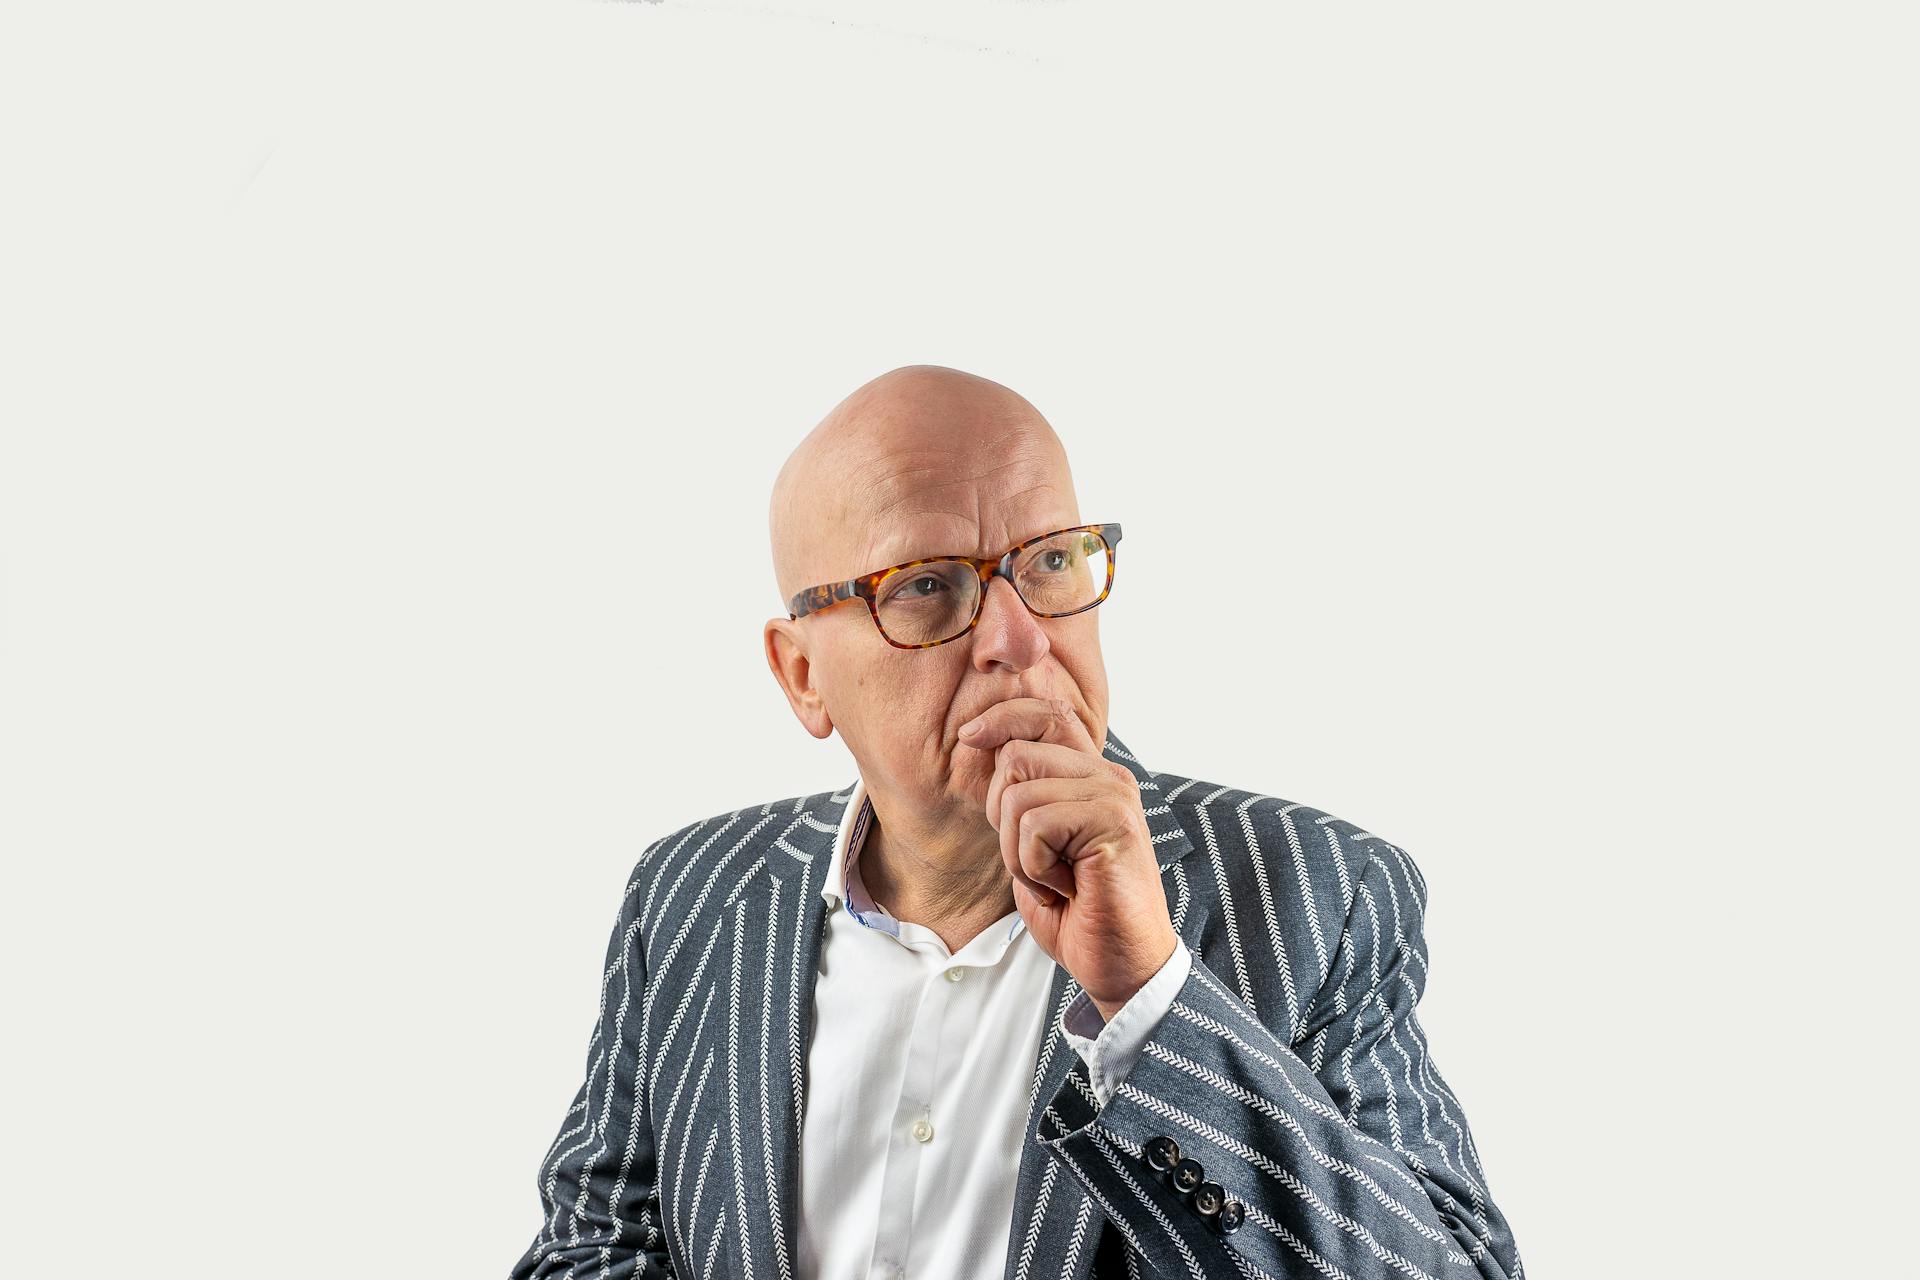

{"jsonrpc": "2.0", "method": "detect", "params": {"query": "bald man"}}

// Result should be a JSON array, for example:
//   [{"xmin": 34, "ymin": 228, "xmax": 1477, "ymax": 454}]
[{"xmin": 509, "ymin": 367, "xmax": 1524, "ymax": 1280}]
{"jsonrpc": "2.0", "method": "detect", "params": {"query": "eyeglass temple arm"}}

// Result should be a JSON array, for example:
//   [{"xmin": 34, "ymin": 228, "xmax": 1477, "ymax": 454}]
[{"xmin": 787, "ymin": 578, "xmax": 860, "ymax": 621}]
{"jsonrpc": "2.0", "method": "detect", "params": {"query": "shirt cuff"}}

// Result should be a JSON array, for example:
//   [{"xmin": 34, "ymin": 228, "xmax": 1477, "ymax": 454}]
[{"xmin": 1056, "ymin": 935, "xmax": 1193, "ymax": 1109}]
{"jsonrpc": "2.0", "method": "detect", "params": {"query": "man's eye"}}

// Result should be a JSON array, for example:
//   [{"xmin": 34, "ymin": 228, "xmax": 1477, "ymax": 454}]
[{"xmin": 892, "ymin": 575, "xmax": 945, "ymax": 600}]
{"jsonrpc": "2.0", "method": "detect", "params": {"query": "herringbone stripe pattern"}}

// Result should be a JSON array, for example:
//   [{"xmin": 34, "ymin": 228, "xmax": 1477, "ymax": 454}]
[{"xmin": 509, "ymin": 728, "xmax": 1522, "ymax": 1279}]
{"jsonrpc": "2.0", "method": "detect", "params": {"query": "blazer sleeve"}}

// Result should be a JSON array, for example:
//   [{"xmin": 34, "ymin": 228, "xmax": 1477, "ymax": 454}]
[
  {"xmin": 1059, "ymin": 936, "xmax": 1195, "ymax": 1108},
  {"xmin": 1034, "ymin": 843, "xmax": 1524, "ymax": 1280},
  {"xmin": 509, "ymin": 847, "xmax": 677, "ymax": 1279}
]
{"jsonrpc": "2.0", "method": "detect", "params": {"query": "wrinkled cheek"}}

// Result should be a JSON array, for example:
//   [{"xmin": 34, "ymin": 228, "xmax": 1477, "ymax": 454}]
[
  {"xmin": 949, "ymin": 753, "xmax": 994, "ymax": 801},
  {"xmin": 949, "ymin": 753, "xmax": 987, "ymax": 790}
]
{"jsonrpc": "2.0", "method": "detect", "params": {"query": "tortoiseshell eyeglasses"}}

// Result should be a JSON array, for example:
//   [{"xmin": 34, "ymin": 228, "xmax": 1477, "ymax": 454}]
[{"xmin": 785, "ymin": 522, "xmax": 1122, "ymax": 650}]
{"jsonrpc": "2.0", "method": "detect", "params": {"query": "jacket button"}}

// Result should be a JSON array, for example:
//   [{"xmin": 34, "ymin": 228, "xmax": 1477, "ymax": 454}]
[
  {"xmin": 1192, "ymin": 1181, "xmax": 1225, "ymax": 1216},
  {"xmin": 1144, "ymin": 1136, "xmax": 1181, "ymax": 1172},
  {"xmin": 1171, "ymin": 1157, "xmax": 1205, "ymax": 1194},
  {"xmin": 1216, "ymin": 1199, "xmax": 1245, "ymax": 1234}
]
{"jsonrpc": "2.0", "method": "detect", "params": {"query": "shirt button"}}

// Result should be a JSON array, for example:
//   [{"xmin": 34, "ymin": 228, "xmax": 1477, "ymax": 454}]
[
  {"xmin": 944, "ymin": 966, "xmax": 964, "ymax": 982},
  {"xmin": 911, "ymin": 1117, "xmax": 934, "ymax": 1143}
]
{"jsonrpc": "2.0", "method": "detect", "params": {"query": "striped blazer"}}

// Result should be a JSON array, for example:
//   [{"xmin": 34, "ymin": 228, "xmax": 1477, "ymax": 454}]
[{"xmin": 509, "ymin": 727, "xmax": 1525, "ymax": 1280}]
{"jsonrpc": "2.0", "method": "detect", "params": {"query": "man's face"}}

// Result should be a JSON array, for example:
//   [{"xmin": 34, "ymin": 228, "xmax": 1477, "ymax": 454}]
[
  {"xmin": 769, "ymin": 387, "xmax": 1111, "ymax": 829},
  {"xmin": 815, "ymin": 510, "xmax": 1111, "ymax": 825}
]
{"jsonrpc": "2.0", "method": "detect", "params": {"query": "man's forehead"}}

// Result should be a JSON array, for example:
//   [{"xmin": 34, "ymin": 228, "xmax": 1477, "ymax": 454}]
[{"xmin": 862, "ymin": 514, "xmax": 1073, "ymax": 568}]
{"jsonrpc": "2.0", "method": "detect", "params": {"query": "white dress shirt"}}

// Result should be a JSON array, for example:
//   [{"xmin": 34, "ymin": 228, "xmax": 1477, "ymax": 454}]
[{"xmin": 794, "ymin": 774, "xmax": 1193, "ymax": 1280}]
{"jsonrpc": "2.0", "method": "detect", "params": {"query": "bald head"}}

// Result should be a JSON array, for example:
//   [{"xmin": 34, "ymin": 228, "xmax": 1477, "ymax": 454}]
[{"xmin": 768, "ymin": 365, "xmax": 1076, "ymax": 610}]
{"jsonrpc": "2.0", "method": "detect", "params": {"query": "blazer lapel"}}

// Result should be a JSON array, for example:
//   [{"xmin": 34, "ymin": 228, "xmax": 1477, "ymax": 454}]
[{"xmin": 724, "ymin": 783, "xmax": 848, "ymax": 1280}]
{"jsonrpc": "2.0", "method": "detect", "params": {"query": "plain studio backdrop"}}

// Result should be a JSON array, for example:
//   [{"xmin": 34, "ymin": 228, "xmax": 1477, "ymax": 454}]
[{"xmin": 1, "ymin": 1, "xmax": 1912, "ymax": 1275}]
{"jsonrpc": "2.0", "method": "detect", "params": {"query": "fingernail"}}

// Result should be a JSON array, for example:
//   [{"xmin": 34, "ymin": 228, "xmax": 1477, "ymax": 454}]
[{"xmin": 960, "ymin": 718, "xmax": 984, "ymax": 737}]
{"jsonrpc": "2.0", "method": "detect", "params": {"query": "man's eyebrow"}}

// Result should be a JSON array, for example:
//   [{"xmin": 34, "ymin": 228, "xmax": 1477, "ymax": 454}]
[
  {"xmin": 870, "ymin": 531, "xmax": 972, "ymax": 566},
  {"xmin": 869, "ymin": 542, "xmax": 941, "ymax": 568},
  {"xmin": 869, "ymin": 524, "xmax": 1065, "ymax": 569}
]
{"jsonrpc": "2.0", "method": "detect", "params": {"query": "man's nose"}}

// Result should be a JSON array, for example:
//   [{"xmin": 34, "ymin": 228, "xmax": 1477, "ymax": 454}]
[{"xmin": 970, "ymin": 574, "xmax": 1049, "ymax": 673}]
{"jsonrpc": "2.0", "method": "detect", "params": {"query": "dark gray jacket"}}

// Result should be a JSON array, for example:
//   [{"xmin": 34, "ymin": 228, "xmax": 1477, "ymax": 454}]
[{"xmin": 510, "ymin": 727, "xmax": 1524, "ymax": 1279}]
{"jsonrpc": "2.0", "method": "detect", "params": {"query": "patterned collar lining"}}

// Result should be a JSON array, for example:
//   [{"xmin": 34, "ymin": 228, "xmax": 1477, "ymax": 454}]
[{"xmin": 827, "ymin": 778, "xmax": 1024, "ymax": 946}]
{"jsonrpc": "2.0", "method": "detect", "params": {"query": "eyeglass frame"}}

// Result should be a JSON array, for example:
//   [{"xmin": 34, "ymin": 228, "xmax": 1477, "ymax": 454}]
[{"xmin": 784, "ymin": 521, "xmax": 1123, "ymax": 650}]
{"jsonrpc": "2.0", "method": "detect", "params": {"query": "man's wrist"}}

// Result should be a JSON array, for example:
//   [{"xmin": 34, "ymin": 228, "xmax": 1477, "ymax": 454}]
[{"xmin": 1089, "ymin": 928, "xmax": 1181, "ymax": 1022}]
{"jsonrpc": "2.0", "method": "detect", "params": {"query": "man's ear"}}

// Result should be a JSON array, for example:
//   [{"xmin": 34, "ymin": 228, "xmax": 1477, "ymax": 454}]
[{"xmin": 764, "ymin": 617, "xmax": 833, "ymax": 739}]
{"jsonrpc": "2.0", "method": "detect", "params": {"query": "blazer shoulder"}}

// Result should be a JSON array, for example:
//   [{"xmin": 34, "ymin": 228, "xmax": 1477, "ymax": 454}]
[
  {"xmin": 1146, "ymin": 765, "xmax": 1420, "ymax": 913},
  {"xmin": 1146, "ymin": 765, "xmax": 1437, "ymax": 1037}
]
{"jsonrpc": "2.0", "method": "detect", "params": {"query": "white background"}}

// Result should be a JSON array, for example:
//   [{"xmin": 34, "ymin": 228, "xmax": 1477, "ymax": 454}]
[{"xmin": 2, "ymin": 1, "xmax": 1913, "ymax": 1275}]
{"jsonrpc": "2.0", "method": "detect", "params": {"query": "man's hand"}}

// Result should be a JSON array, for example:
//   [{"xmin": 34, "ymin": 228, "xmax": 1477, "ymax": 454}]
[{"xmin": 958, "ymin": 697, "xmax": 1179, "ymax": 1021}]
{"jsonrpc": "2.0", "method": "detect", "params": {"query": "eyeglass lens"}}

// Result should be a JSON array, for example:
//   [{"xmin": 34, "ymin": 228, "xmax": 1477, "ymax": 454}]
[{"xmin": 873, "ymin": 529, "xmax": 1113, "ymax": 646}]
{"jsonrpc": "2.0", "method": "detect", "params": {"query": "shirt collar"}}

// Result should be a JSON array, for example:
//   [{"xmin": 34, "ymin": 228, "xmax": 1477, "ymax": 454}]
[{"xmin": 820, "ymin": 773, "xmax": 1025, "ymax": 944}]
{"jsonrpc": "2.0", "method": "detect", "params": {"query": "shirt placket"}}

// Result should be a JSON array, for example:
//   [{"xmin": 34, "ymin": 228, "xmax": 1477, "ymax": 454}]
[
  {"xmin": 868, "ymin": 944, "xmax": 957, "ymax": 1280},
  {"xmin": 839, "ymin": 792, "xmax": 1024, "ymax": 1280}
]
